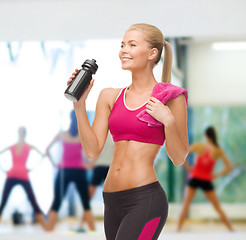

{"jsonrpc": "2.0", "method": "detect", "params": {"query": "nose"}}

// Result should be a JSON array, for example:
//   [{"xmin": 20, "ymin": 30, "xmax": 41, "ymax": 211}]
[{"xmin": 120, "ymin": 45, "xmax": 129, "ymax": 54}]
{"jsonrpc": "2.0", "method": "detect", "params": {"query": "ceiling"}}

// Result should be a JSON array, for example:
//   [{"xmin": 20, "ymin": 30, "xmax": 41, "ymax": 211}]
[{"xmin": 0, "ymin": 0, "xmax": 245, "ymax": 41}]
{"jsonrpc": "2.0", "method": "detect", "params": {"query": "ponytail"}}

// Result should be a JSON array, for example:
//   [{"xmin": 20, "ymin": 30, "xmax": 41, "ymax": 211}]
[
  {"xmin": 161, "ymin": 40, "xmax": 173, "ymax": 83},
  {"xmin": 205, "ymin": 126, "xmax": 219, "ymax": 147}
]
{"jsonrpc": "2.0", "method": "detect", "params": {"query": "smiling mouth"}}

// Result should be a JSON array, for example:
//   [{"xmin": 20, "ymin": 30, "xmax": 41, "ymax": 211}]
[{"xmin": 121, "ymin": 57, "xmax": 132, "ymax": 62}]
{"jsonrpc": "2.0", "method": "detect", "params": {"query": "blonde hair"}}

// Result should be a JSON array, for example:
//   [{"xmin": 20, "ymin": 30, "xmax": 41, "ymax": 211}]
[{"xmin": 128, "ymin": 23, "xmax": 173, "ymax": 83}]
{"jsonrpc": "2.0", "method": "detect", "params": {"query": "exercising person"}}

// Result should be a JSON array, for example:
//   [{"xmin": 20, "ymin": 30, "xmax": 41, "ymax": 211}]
[
  {"xmin": 87, "ymin": 132, "xmax": 113, "ymax": 198},
  {"xmin": 177, "ymin": 126, "xmax": 234, "ymax": 232},
  {"xmin": 79, "ymin": 132, "xmax": 113, "ymax": 231},
  {"xmin": 68, "ymin": 23, "xmax": 189, "ymax": 239},
  {"xmin": 0, "ymin": 127, "xmax": 46, "ymax": 229},
  {"xmin": 45, "ymin": 110, "xmax": 95, "ymax": 231}
]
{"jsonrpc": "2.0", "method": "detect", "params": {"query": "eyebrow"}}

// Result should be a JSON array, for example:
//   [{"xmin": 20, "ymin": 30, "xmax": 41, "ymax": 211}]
[{"xmin": 121, "ymin": 40, "xmax": 139, "ymax": 44}]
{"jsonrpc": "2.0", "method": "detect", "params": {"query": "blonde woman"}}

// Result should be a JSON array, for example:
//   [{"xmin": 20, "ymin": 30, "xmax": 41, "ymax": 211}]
[{"xmin": 68, "ymin": 23, "xmax": 189, "ymax": 239}]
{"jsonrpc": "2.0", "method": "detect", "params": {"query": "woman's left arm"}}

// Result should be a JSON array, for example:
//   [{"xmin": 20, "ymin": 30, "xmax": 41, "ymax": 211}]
[
  {"xmin": 146, "ymin": 95, "xmax": 189, "ymax": 166},
  {"xmin": 30, "ymin": 145, "xmax": 45, "ymax": 158},
  {"xmin": 213, "ymin": 149, "xmax": 233, "ymax": 179}
]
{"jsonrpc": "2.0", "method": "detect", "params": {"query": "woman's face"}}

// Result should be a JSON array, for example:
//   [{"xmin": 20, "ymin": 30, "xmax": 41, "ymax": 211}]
[{"xmin": 119, "ymin": 30, "xmax": 153, "ymax": 71}]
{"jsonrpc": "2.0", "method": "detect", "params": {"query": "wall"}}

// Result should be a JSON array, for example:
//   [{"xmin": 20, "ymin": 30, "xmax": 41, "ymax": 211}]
[
  {"xmin": 0, "ymin": 0, "xmax": 245, "ymax": 41},
  {"xmin": 187, "ymin": 42, "xmax": 246, "ymax": 106}
]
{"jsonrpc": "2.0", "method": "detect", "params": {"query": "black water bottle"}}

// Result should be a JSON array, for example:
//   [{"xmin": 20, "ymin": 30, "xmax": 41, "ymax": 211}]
[{"xmin": 64, "ymin": 59, "xmax": 98, "ymax": 102}]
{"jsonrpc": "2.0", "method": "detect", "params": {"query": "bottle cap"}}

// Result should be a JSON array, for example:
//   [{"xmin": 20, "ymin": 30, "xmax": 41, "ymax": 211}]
[{"xmin": 82, "ymin": 59, "xmax": 98, "ymax": 74}]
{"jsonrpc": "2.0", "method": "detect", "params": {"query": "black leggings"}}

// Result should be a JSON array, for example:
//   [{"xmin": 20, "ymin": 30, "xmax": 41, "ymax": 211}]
[
  {"xmin": 50, "ymin": 168, "xmax": 90, "ymax": 212},
  {"xmin": 0, "ymin": 178, "xmax": 42, "ymax": 215},
  {"xmin": 103, "ymin": 181, "xmax": 168, "ymax": 240},
  {"xmin": 91, "ymin": 166, "xmax": 109, "ymax": 186}
]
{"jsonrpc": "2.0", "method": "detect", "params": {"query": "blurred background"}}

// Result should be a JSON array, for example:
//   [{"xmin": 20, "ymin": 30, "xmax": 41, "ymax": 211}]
[{"xmin": 0, "ymin": 0, "xmax": 245, "ymax": 239}]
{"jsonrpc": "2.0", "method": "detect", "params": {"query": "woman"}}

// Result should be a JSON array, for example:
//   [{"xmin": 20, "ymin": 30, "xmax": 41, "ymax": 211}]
[
  {"xmin": 45, "ymin": 110, "xmax": 95, "ymax": 231},
  {"xmin": 177, "ymin": 126, "xmax": 234, "ymax": 232},
  {"xmin": 0, "ymin": 127, "xmax": 46, "ymax": 229},
  {"xmin": 68, "ymin": 23, "xmax": 189, "ymax": 239}
]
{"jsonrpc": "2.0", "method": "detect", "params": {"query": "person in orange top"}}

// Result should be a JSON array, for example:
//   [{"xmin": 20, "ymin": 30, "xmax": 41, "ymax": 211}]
[{"xmin": 177, "ymin": 126, "xmax": 234, "ymax": 231}]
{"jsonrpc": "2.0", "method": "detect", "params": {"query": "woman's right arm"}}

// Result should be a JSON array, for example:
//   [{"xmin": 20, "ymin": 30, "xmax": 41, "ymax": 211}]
[
  {"xmin": 45, "ymin": 132, "xmax": 61, "ymax": 156},
  {"xmin": 73, "ymin": 86, "xmax": 112, "ymax": 159},
  {"xmin": 0, "ymin": 146, "xmax": 10, "ymax": 155},
  {"xmin": 0, "ymin": 146, "xmax": 11, "ymax": 172},
  {"xmin": 184, "ymin": 143, "xmax": 201, "ymax": 172},
  {"xmin": 213, "ymin": 149, "xmax": 233, "ymax": 179}
]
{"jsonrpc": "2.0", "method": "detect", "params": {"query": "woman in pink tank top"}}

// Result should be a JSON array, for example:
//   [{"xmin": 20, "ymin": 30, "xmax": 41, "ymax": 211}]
[
  {"xmin": 68, "ymin": 23, "xmax": 189, "ymax": 239},
  {"xmin": 177, "ymin": 126, "xmax": 234, "ymax": 231},
  {"xmin": 45, "ymin": 110, "xmax": 95, "ymax": 232},
  {"xmin": 0, "ymin": 127, "xmax": 46, "ymax": 229}
]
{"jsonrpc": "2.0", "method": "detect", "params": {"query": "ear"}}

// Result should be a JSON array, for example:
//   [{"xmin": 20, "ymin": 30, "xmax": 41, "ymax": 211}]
[{"xmin": 148, "ymin": 48, "xmax": 158, "ymax": 61}]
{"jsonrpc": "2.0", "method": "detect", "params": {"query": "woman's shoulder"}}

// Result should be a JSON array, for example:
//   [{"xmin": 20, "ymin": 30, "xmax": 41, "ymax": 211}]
[
  {"xmin": 196, "ymin": 142, "xmax": 205, "ymax": 148},
  {"xmin": 100, "ymin": 87, "xmax": 124, "ymax": 97},
  {"xmin": 153, "ymin": 82, "xmax": 188, "ymax": 107},
  {"xmin": 190, "ymin": 143, "xmax": 205, "ymax": 153},
  {"xmin": 93, "ymin": 87, "xmax": 126, "ymax": 114},
  {"xmin": 59, "ymin": 131, "xmax": 67, "ymax": 141},
  {"xmin": 25, "ymin": 142, "xmax": 33, "ymax": 149},
  {"xmin": 99, "ymin": 87, "xmax": 125, "ymax": 104},
  {"xmin": 166, "ymin": 93, "xmax": 187, "ymax": 108}
]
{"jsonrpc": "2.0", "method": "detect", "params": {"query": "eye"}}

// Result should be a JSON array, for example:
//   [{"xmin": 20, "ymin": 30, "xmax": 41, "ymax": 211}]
[{"xmin": 130, "ymin": 44, "xmax": 136, "ymax": 47}]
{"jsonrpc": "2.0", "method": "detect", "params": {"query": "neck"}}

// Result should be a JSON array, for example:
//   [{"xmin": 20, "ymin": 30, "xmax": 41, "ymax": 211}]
[
  {"xmin": 206, "ymin": 139, "xmax": 215, "ymax": 147},
  {"xmin": 18, "ymin": 139, "xmax": 25, "ymax": 145},
  {"xmin": 130, "ymin": 68, "xmax": 157, "ymax": 92}
]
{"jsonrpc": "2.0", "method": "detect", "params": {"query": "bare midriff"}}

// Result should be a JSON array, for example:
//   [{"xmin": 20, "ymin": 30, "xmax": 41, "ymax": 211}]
[{"xmin": 103, "ymin": 140, "xmax": 161, "ymax": 192}]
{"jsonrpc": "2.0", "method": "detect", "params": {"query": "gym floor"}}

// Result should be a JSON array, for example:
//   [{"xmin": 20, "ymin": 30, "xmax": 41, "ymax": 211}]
[{"xmin": 0, "ymin": 219, "xmax": 245, "ymax": 240}]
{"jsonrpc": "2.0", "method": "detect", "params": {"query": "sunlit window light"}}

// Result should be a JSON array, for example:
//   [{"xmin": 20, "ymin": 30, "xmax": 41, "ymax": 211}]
[{"xmin": 212, "ymin": 41, "xmax": 246, "ymax": 51}]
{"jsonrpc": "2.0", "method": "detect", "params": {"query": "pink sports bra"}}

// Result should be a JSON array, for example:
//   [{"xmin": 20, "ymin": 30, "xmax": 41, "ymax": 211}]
[{"xmin": 108, "ymin": 87, "xmax": 165, "ymax": 146}]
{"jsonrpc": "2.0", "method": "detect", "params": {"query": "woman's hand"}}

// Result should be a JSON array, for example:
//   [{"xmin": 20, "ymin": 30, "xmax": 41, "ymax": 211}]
[
  {"xmin": 67, "ymin": 69, "xmax": 95, "ymax": 107},
  {"xmin": 146, "ymin": 97, "xmax": 175, "ymax": 126}
]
